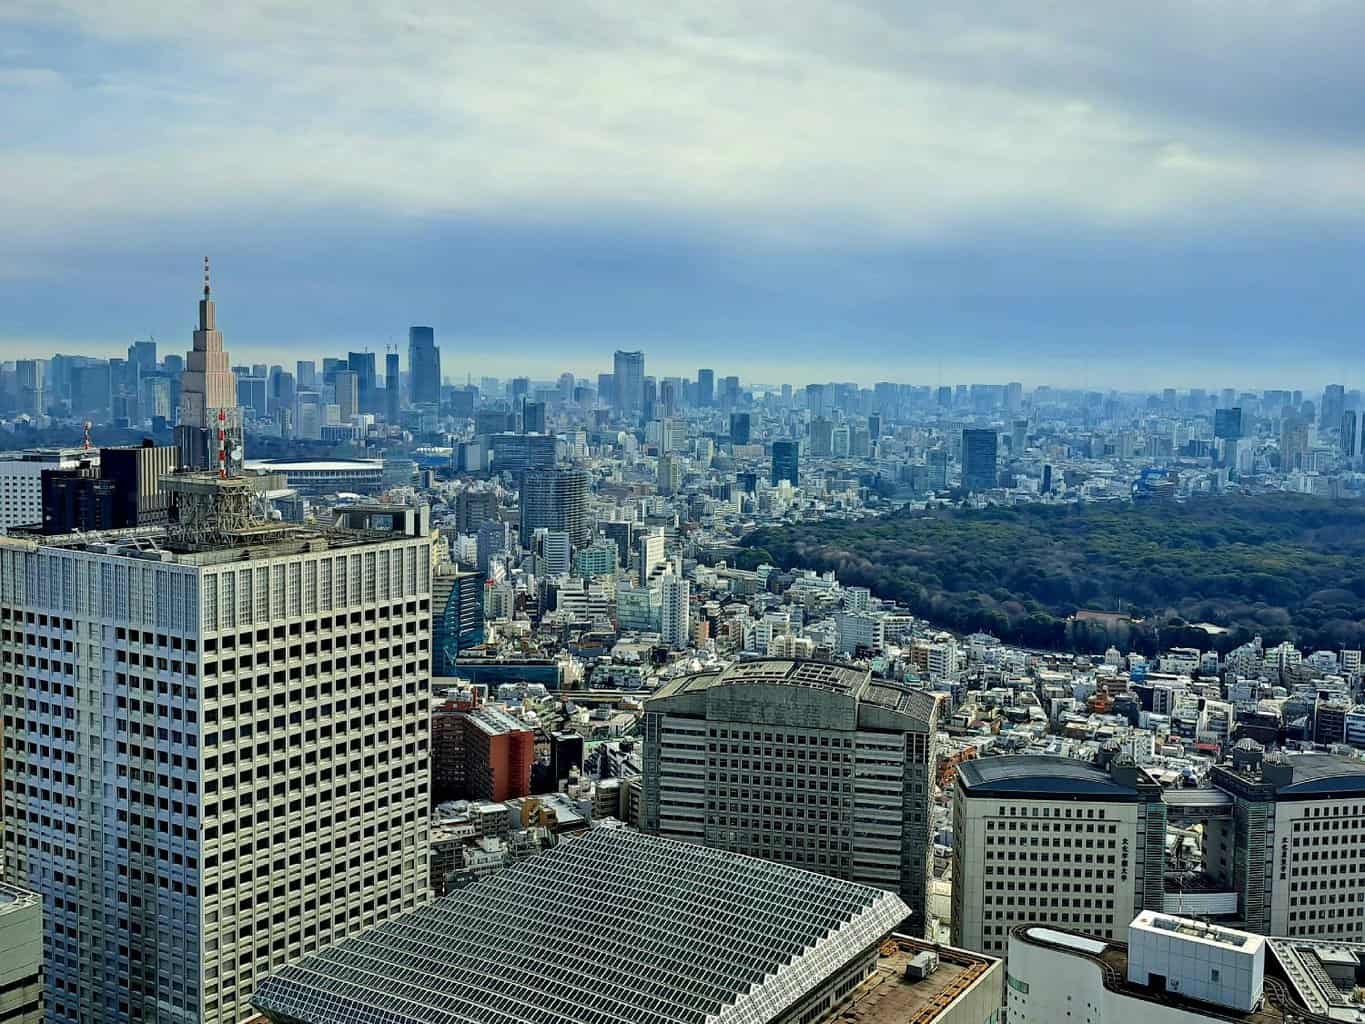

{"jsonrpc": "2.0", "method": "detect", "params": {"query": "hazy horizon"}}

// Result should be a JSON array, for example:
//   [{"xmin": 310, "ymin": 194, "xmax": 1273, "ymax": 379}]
[{"xmin": 3, "ymin": 3, "xmax": 1363, "ymax": 388}]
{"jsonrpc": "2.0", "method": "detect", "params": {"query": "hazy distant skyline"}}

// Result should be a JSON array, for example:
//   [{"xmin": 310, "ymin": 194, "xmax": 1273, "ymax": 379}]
[{"xmin": 2, "ymin": 2, "xmax": 1363, "ymax": 388}]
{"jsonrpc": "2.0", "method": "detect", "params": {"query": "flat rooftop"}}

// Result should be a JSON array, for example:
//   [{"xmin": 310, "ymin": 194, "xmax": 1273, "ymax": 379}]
[
  {"xmin": 957, "ymin": 754, "xmax": 1154, "ymax": 801},
  {"xmin": 835, "ymin": 936, "xmax": 997, "ymax": 1024},
  {"xmin": 1014, "ymin": 925, "xmax": 1330, "ymax": 1024}
]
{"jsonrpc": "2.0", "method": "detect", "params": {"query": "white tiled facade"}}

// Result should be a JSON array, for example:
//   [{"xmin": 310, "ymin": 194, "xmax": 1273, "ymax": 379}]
[
  {"xmin": 0, "ymin": 451, "xmax": 87, "ymax": 532},
  {"xmin": 0, "ymin": 529, "xmax": 432, "ymax": 1024}
]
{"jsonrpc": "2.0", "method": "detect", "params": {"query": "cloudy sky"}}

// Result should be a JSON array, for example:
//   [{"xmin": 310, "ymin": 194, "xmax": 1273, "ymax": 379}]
[{"xmin": 2, "ymin": 1, "xmax": 1362, "ymax": 387}]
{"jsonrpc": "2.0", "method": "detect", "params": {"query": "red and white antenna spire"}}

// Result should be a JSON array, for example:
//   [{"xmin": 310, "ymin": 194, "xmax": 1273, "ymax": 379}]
[
  {"xmin": 217, "ymin": 408, "xmax": 228, "ymax": 479},
  {"xmin": 82, "ymin": 420, "xmax": 92, "ymax": 450}
]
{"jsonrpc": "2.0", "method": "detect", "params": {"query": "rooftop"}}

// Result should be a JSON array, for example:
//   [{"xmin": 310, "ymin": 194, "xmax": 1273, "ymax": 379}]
[
  {"xmin": 1013, "ymin": 924, "xmax": 1333, "ymax": 1024},
  {"xmin": 957, "ymin": 754, "xmax": 1156, "ymax": 801},
  {"xmin": 837, "ymin": 936, "xmax": 999, "ymax": 1024},
  {"xmin": 1267, "ymin": 937, "xmax": 1365, "ymax": 1022},
  {"xmin": 0, "ymin": 882, "xmax": 41, "ymax": 914},
  {"xmin": 252, "ymin": 828, "xmax": 910, "ymax": 1024}
]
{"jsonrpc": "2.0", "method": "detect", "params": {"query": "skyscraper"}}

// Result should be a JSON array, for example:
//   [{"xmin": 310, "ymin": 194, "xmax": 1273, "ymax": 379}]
[
  {"xmin": 1321, "ymin": 384, "xmax": 1345, "ymax": 429},
  {"xmin": 613, "ymin": 350, "xmax": 644, "ymax": 418},
  {"xmin": 347, "ymin": 351, "xmax": 376, "ymax": 414},
  {"xmin": 642, "ymin": 659, "xmax": 941, "ymax": 935},
  {"xmin": 333, "ymin": 369, "xmax": 359, "ymax": 422},
  {"xmin": 961, "ymin": 429, "xmax": 998, "ymax": 491},
  {"xmin": 407, "ymin": 326, "xmax": 441, "ymax": 406},
  {"xmin": 176, "ymin": 258, "xmax": 243, "ymax": 471},
  {"xmin": 729, "ymin": 412, "xmax": 751, "ymax": 445},
  {"xmin": 696, "ymin": 368, "xmax": 714, "ymax": 407},
  {"xmin": 771, "ymin": 440, "xmax": 799, "ymax": 486},
  {"xmin": 0, "ymin": 502, "xmax": 434, "ymax": 1023},
  {"xmin": 384, "ymin": 351, "xmax": 400, "ymax": 421},
  {"xmin": 1343, "ymin": 410, "xmax": 1358, "ymax": 458},
  {"xmin": 519, "ymin": 467, "xmax": 591, "ymax": 548}
]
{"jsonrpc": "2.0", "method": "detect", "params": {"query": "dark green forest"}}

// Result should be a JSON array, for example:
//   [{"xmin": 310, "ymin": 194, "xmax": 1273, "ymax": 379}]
[{"xmin": 741, "ymin": 496, "xmax": 1365, "ymax": 655}]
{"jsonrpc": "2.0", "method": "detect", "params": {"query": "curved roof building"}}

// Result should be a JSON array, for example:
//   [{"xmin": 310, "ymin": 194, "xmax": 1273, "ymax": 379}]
[{"xmin": 643, "ymin": 658, "xmax": 941, "ymax": 936}]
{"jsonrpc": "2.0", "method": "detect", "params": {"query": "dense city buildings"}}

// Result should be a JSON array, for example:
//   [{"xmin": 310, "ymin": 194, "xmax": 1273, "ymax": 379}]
[{"xmin": 642, "ymin": 658, "xmax": 941, "ymax": 935}]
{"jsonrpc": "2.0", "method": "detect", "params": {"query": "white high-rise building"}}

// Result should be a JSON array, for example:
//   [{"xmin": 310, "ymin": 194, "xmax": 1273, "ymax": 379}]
[
  {"xmin": 637, "ymin": 528, "xmax": 666, "ymax": 587},
  {"xmin": 0, "ymin": 448, "xmax": 89, "ymax": 532},
  {"xmin": 660, "ymin": 574, "xmax": 690, "ymax": 649},
  {"xmin": 0, "ymin": 496, "xmax": 433, "ymax": 1024}
]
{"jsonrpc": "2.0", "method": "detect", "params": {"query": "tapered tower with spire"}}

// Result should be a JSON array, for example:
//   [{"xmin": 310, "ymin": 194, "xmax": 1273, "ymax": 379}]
[{"xmin": 175, "ymin": 257, "xmax": 244, "ymax": 470}]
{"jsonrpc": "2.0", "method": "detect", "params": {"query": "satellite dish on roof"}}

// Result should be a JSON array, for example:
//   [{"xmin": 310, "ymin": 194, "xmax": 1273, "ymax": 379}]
[{"xmin": 229, "ymin": 446, "xmax": 243, "ymax": 462}]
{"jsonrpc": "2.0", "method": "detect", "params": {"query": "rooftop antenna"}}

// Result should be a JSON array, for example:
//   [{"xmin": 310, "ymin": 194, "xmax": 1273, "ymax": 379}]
[
  {"xmin": 203, "ymin": 256, "xmax": 211, "ymax": 298},
  {"xmin": 82, "ymin": 420, "xmax": 92, "ymax": 450},
  {"xmin": 217, "ymin": 409, "xmax": 228, "ymax": 479}
]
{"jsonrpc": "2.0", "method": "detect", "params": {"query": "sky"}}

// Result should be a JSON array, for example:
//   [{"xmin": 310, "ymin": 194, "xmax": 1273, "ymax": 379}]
[{"xmin": 2, "ymin": 1, "xmax": 1363, "ymax": 389}]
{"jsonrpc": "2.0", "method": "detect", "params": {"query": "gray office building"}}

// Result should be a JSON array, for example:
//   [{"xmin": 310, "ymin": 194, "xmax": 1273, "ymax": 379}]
[
  {"xmin": 519, "ymin": 466, "xmax": 591, "ymax": 548},
  {"xmin": 612, "ymin": 350, "xmax": 644, "ymax": 418},
  {"xmin": 961, "ymin": 429, "xmax": 998, "ymax": 492},
  {"xmin": 642, "ymin": 658, "xmax": 941, "ymax": 935},
  {"xmin": 407, "ymin": 327, "xmax": 441, "ymax": 406}
]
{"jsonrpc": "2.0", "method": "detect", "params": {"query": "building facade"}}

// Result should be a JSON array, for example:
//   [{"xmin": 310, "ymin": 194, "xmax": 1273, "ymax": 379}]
[
  {"xmin": 643, "ymin": 658, "xmax": 941, "ymax": 935},
  {"xmin": 951, "ymin": 754, "xmax": 1167, "ymax": 958},
  {"xmin": 0, "ymin": 503, "xmax": 433, "ymax": 1024}
]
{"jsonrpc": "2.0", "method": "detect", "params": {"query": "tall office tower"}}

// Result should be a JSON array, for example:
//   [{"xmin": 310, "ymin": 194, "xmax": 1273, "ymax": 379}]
[
  {"xmin": 952, "ymin": 755, "xmax": 1168, "ymax": 959},
  {"xmin": 536, "ymin": 529, "xmax": 572, "ymax": 578},
  {"xmin": 518, "ymin": 467, "xmax": 591, "ymax": 548},
  {"xmin": 927, "ymin": 448, "xmax": 948, "ymax": 491},
  {"xmin": 520, "ymin": 400, "xmax": 546, "ymax": 434},
  {"xmin": 0, "ymin": 494, "xmax": 433, "ymax": 1024},
  {"xmin": 696, "ymin": 368, "xmax": 715, "ymax": 407},
  {"xmin": 771, "ymin": 439, "xmax": 799, "ymax": 486},
  {"xmin": 347, "ymin": 352, "xmax": 376, "ymax": 414},
  {"xmin": 596, "ymin": 372, "xmax": 614, "ymax": 408},
  {"xmin": 612, "ymin": 350, "xmax": 644, "ymax": 418},
  {"xmin": 1344, "ymin": 411, "xmax": 1358, "ymax": 458},
  {"xmin": 806, "ymin": 383, "xmax": 827, "ymax": 419},
  {"xmin": 557, "ymin": 372, "xmax": 575, "ymax": 402},
  {"xmin": 407, "ymin": 326, "xmax": 441, "ymax": 406},
  {"xmin": 659, "ymin": 574, "xmax": 691, "ymax": 649},
  {"xmin": 295, "ymin": 360, "xmax": 316, "ymax": 391},
  {"xmin": 729, "ymin": 412, "xmax": 751, "ymax": 445},
  {"xmin": 657, "ymin": 378, "xmax": 678, "ymax": 416},
  {"xmin": 961, "ymin": 429, "xmax": 998, "ymax": 491},
  {"xmin": 656, "ymin": 454, "xmax": 682, "ymax": 496},
  {"xmin": 1207, "ymin": 748, "xmax": 1365, "ymax": 940},
  {"xmin": 333, "ymin": 370, "xmax": 359, "ymax": 422},
  {"xmin": 128, "ymin": 339, "xmax": 158, "ymax": 376},
  {"xmin": 1004, "ymin": 381, "xmax": 1023, "ymax": 413},
  {"xmin": 721, "ymin": 375, "xmax": 740, "ymax": 410},
  {"xmin": 602, "ymin": 520, "xmax": 634, "ymax": 566},
  {"xmin": 176, "ymin": 259, "xmax": 244, "ymax": 471},
  {"xmin": 1280, "ymin": 416, "xmax": 1309, "ymax": 471},
  {"xmin": 642, "ymin": 659, "xmax": 941, "ymax": 935},
  {"xmin": 636, "ymin": 527, "xmax": 667, "ymax": 586},
  {"xmin": 808, "ymin": 417, "xmax": 833, "ymax": 457},
  {"xmin": 1321, "ymin": 384, "xmax": 1346, "ymax": 429},
  {"xmin": 1010, "ymin": 419, "xmax": 1027, "ymax": 456},
  {"xmin": 15, "ymin": 359, "xmax": 44, "ymax": 417},
  {"xmin": 642, "ymin": 376, "xmax": 658, "ymax": 422},
  {"xmin": 384, "ymin": 352, "xmax": 400, "ymax": 421},
  {"xmin": 935, "ymin": 385, "xmax": 952, "ymax": 408},
  {"xmin": 1213, "ymin": 406, "xmax": 1243, "ymax": 440},
  {"xmin": 431, "ymin": 565, "xmax": 485, "ymax": 674},
  {"xmin": 867, "ymin": 413, "xmax": 881, "ymax": 441}
]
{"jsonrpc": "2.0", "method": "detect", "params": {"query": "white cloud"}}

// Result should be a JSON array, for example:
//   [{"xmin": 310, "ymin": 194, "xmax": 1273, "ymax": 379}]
[{"xmin": 2, "ymin": 0, "xmax": 1363, "ymax": 247}]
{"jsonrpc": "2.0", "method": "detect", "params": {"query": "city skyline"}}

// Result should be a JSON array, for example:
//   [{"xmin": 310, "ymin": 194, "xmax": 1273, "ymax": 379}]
[{"xmin": 3, "ymin": 4, "xmax": 1364, "ymax": 386}]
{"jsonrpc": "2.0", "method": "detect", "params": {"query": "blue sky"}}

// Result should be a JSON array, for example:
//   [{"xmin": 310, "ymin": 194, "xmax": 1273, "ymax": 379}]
[{"xmin": 2, "ymin": 2, "xmax": 1363, "ymax": 388}]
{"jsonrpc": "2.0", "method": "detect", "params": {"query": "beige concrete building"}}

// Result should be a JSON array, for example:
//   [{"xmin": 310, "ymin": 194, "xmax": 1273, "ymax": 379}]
[
  {"xmin": 0, "ymin": 497, "xmax": 432, "ymax": 1024},
  {"xmin": 951, "ymin": 754, "xmax": 1167, "ymax": 958}
]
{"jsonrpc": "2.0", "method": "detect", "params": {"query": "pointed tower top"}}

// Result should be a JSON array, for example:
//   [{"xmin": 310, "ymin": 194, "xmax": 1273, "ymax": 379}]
[{"xmin": 203, "ymin": 256, "xmax": 211, "ymax": 298}]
